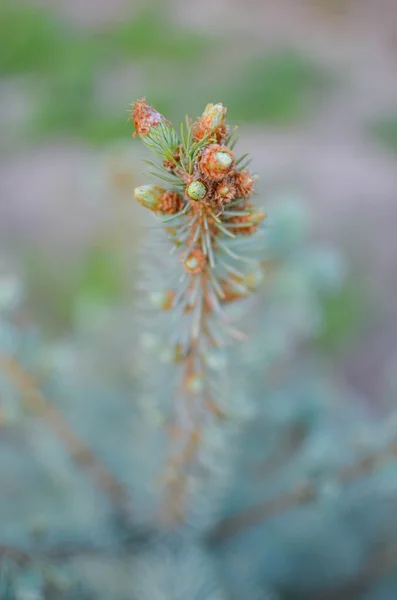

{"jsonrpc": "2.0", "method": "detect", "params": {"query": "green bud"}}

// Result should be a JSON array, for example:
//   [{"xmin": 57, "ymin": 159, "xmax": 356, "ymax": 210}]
[
  {"xmin": 202, "ymin": 103, "xmax": 227, "ymax": 131},
  {"xmin": 185, "ymin": 256, "xmax": 199, "ymax": 270},
  {"xmin": 244, "ymin": 269, "xmax": 264, "ymax": 290},
  {"xmin": 186, "ymin": 180, "xmax": 207, "ymax": 201},
  {"xmin": 134, "ymin": 184, "xmax": 164, "ymax": 211},
  {"xmin": 149, "ymin": 290, "xmax": 175, "ymax": 310},
  {"xmin": 214, "ymin": 151, "xmax": 233, "ymax": 169}
]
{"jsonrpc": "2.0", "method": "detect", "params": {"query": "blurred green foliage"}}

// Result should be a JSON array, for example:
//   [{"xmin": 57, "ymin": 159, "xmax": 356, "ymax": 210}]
[
  {"xmin": 0, "ymin": 0, "xmax": 331, "ymax": 145},
  {"xmin": 371, "ymin": 114, "xmax": 397, "ymax": 155},
  {"xmin": 0, "ymin": 0, "xmax": 65, "ymax": 75},
  {"xmin": 316, "ymin": 279, "xmax": 370, "ymax": 354},
  {"xmin": 223, "ymin": 50, "xmax": 329, "ymax": 124},
  {"xmin": 24, "ymin": 246, "xmax": 125, "ymax": 332},
  {"xmin": 108, "ymin": 7, "xmax": 210, "ymax": 62},
  {"xmin": 33, "ymin": 38, "xmax": 100, "ymax": 138},
  {"xmin": 74, "ymin": 245, "xmax": 125, "ymax": 305}
]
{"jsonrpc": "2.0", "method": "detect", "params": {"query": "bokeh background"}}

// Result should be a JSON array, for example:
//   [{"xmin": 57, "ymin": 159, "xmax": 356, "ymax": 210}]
[
  {"xmin": 1, "ymin": 0, "xmax": 396, "ymax": 403},
  {"xmin": 1, "ymin": 1, "xmax": 397, "ymax": 597}
]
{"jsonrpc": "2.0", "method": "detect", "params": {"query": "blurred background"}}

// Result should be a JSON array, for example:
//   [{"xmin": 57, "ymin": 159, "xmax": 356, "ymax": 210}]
[
  {"xmin": 1, "ymin": 0, "xmax": 396, "ymax": 403},
  {"xmin": 1, "ymin": 1, "xmax": 397, "ymax": 597}
]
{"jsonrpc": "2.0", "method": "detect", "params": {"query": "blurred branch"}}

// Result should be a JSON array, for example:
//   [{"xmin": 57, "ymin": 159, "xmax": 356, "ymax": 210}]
[
  {"xmin": 209, "ymin": 437, "xmax": 397, "ymax": 544},
  {"xmin": 252, "ymin": 423, "xmax": 308, "ymax": 478},
  {"xmin": 313, "ymin": 539, "xmax": 397, "ymax": 599},
  {"xmin": 0, "ymin": 356, "xmax": 132, "ymax": 517},
  {"xmin": 0, "ymin": 542, "xmax": 115, "ymax": 567}
]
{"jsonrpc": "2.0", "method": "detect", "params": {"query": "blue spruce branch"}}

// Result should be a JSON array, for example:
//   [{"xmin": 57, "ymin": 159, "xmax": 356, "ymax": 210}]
[{"xmin": 130, "ymin": 99, "xmax": 267, "ymax": 524}]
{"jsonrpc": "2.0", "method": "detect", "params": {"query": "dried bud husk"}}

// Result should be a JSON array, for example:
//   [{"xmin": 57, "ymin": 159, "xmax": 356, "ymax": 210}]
[
  {"xmin": 131, "ymin": 98, "xmax": 170, "ymax": 137},
  {"xmin": 249, "ymin": 208, "xmax": 267, "ymax": 225},
  {"xmin": 234, "ymin": 170, "xmax": 257, "ymax": 198},
  {"xmin": 192, "ymin": 103, "xmax": 229, "ymax": 143},
  {"xmin": 159, "ymin": 191, "xmax": 185, "ymax": 214},
  {"xmin": 198, "ymin": 144, "xmax": 235, "ymax": 181},
  {"xmin": 214, "ymin": 181, "xmax": 237, "ymax": 204},
  {"xmin": 227, "ymin": 206, "xmax": 266, "ymax": 236}
]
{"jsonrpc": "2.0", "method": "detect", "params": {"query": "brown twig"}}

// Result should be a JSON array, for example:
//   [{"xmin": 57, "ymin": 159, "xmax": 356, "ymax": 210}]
[
  {"xmin": 209, "ymin": 437, "xmax": 397, "ymax": 544},
  {"xmin": 0, "ymin": 356, "xmax": 132, "ymax": 516}
]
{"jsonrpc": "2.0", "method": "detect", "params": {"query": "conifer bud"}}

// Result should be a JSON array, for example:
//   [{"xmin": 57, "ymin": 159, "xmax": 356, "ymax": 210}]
[
  {"xmin": 186, "ymin": 372, "xmax": 204, "ymax": 394},
  {"xmin": 131, "ymin": 98, "xmax": 170, "ymax": 137},
  {"xmin": 234, "ymin": 171, "xmax": 257, "ymax": 198},
  {"xmin": 214, "ymin": 181, "xmax": 236, "ymax": 204},
  {"xmin": 249, "ymin": 208, "xmax": 267, "ymax": 225},
  {"xmin": 183, "ymin": 249, "xmax": 206, "ymax": 275},
  {"xmin": 159, "ymin": 191, "xmax": 185, "ymax": 214},
  {"xmin": 149, "ymin": 290, "xmax": 175, "ymax": 310},
  {"xmin": 186, "ymin": 180, "xmax": 207, "ymax": 201},
  {"xmin": 243, "ymin": 269, "xmax": 264, "ymax": 290},
  {"xmin": 134, "ymin": 184, "xmax": 164, "ymax": 211},
  {"xmin": 193, "ymin": 103, "xmax": 228, "ymax": 143},
  {"xmin": 199, "ymin": 144, "xmax": 235, "ymax": 181}
]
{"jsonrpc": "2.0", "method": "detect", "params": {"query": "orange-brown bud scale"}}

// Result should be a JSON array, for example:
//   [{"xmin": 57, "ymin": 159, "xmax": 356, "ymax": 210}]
[
  {"xmin": 163, "ymin": 147, "xmax": 181, "ymax": 171},
  {"xmin": 183, "ymin": 248, "xmax": 207, "ymax": 275},
  {"xmin": 227, "ymin": 215, "xmax": 259, "ymax": 236},
  {"xmin": 161, "ymin": 290, "xmax": 176, "ymax": 311},
  {"xmin": 149, "ymin": 289, "xmax": 176, "ymax": 311},
  {"xmin": 185, "ymin": 372, "xmax": 204, "ymax": 394},
  {"xmin": 198, "ymin": 144, "xmax": 235, "ymax": 182},
  {"xmin": 130, "ymin": 98, "xmax": 170, "ymax": 137},
  {"xmin": 193, "ymin": 120, "xmax": 229, "ymax": 144},
  {"xmin": 220, "ymin": 277, "xmax": 249, "ymax": 303},
  {"xmin": 206, "ymin": 397, "xmax": 227, "ymax": 418},
  {"xmin": 233, "ymin": 170, "xmax": 256, "ymax": 198},
  {"xmin": 192, "ymin": 103, "xmax": 230, "ymax": 143},
  {"xmin": 158, "ymin": 191, "xmax": 185, "ymax": 214},
  {"xmin": 214, "ymin": 180, "xmax": 237, "ymax": 204},
  {"xmin": 172, "ymin": 343, "xmax": 186, "ymax": 362}
]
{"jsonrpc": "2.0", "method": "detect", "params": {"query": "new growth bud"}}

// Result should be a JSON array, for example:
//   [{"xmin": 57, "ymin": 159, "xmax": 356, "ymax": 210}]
[
  {"xmin": 186, "ymin": 372, "xmax": 204, "ymax": 394},
  {"xmin": 244, "ymin": 269, "xmax": 264, "ymax": 290},
  {"xmin": 214, "ymin": 181, "xmax": 236, "ymax": 204},
  {"xmin": 233, "ymin": 171, "xmax": 257, "ymax": 198},
  {"xmin": 192, "ymin": 103, "xmax": 229, "ymax": 143},
  {"xmin": 183, "ymin": 249, "xmax": 206, "ymax": 275},
  {"xmin": 186, "ymin": 180, "xmax": 207, "ymax": 201},
  {"xmin": 199, "ymin": 144, "xmax": 235, "ymax": 181},
  {"xmin": 149, "ymin": 290, "xmax": 175, "ymax": 310},
  {"xmin": 131, "ymin": 98, "xmax": 170, "ymax": 137},
  {"xmin": 134, "ymin": 184, "xmax": 164, "ymax": 211},
  {"xmin": 249, "ymin": 208, "xmax": 267, "ymax": 225},
  {"xmin": 134, "ymin": 186, "xmax": 184, "ymax": 214}
]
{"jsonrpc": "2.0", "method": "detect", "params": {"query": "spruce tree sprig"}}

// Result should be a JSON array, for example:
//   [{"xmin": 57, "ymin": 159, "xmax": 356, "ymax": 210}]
[{"xmin": 130, "ymin": 99, "xmax": 267, "ymax": 522}]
